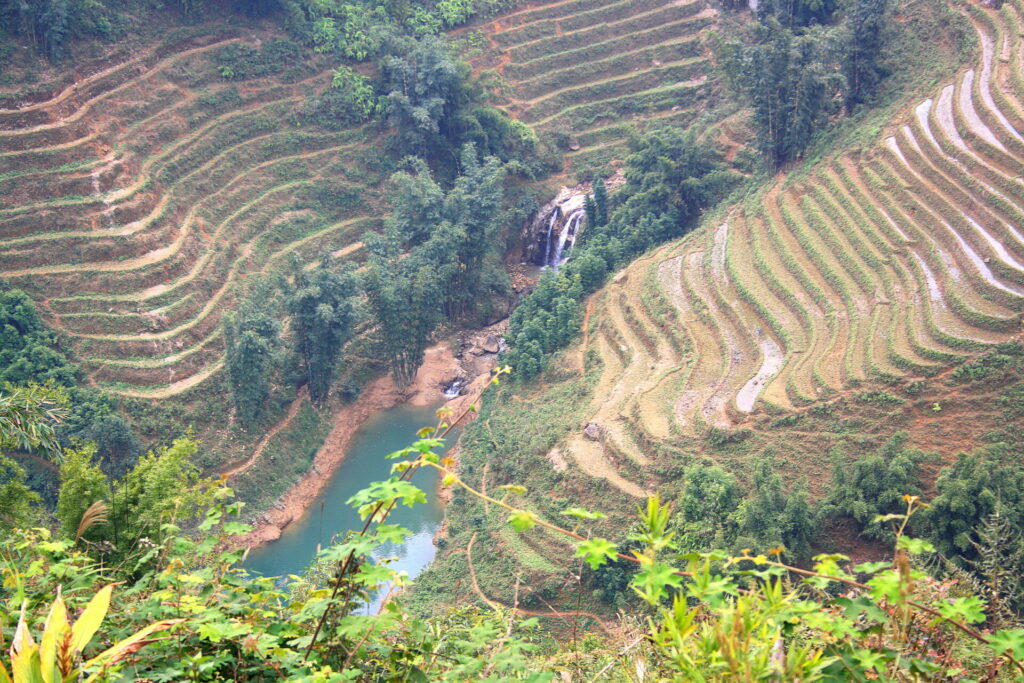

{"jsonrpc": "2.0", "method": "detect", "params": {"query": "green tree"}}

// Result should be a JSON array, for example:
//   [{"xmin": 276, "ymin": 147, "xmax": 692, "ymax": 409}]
[
  {"xmin": 0, "ymin": 382, "xmax": 68, "ymax": 529},
  {"xmin": 0, "ymin": 289, "xmax": 77, "ymax": 387},
  {"xmin": 284, "ymin": 258, "xmax": 358, "ymax": 405},
  {"xmin": 821, "ymin": 435, "xmax": 923, "ymax": 540},
  {"xmin": 302, "ymin": 65, "xmax": 382, "ymax": 128},
  {"xmin": 82, "ymin": 413, "xmax": 142, "ymax": 478},
  {"xmin": 107, "ymin": 435, "xmax": 216, "ymax": 560},
  {"xmin": 0, "ymin": 0, "xmax": 114, "ymax": 60},
  {"xmin": 381, "ymin": 35, "xmax": 472, "ymax": 163},
  {"xmin": 583, "ymin": 193, "xmax": 597, "ymax": 231},
  {"xmin": 0, "ymin": 455, "xmax": 39, "ymax": 529},
  {"xmin": 781, "ymin": 482, "xmax": 815, "ymax": 563},
  {"xmin": 717, "ymin": 19, "xmax": 845, "ymax": 168},
  {"xmin": 967, "ymin": 507, "xmax": 1024, "ymax": 615},
  {"xmin": 756, "ymin": 0, "xmax": 840, "ymax": 28},
  {"xmin": 611, "ymin": 128, "xmax": 737, "ymax": 236},
  {"xmin": 224, "ymin": 286, "xmax": 281, "ymax": 423},
  {"xmin": 364, "ymin": 252, "xmax": 442, "ymax": 386},
  {"xmin": 0, "ymin": 383, "xmax": 68, "ymax": 458},
  {"xmin": 674, "ymin": 463, "xmax": 742, "ymax": 550},
  {"xmin": 925, "ymin": 448, "xmax": 1024, "ymax": 560},
  {"xmin": 56, "ymin": 443, "xmax": 111, "ymax": 542},
  {"xmin": 439, "ymin": 145, "xmax": 507, "ymax": 320},
  {"xmin": 735, "ymin": 453, "xmax": 788, "ymax": 552},
  {"xmin": 384, "ymin": 157, "xmax": 447, "ymax": 250},
  {"xmin": 842, "ymin": 0, "xmax": 890, "ymax": 107},
  {"xmin": 592, "ymin": 177, "xmax": 608, "ymax": 227}
]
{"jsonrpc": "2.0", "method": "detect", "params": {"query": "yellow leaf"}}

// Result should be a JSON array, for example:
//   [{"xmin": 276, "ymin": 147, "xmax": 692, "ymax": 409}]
[
  {"xmin": 40, "ymin": 589, "xmax": 69, "ymax": 683},
  {"xmin": 11, "ymin": 600, "xmax": 35, "ymax": 654},
  {"xmin": 442, "ymin": 474, "xmax": 456, "ymax": 487},
  {"xmin": 9, "ymin": 603, "xmax": 40, "ymax": 683},
  {"xmin": 0, "ymin": 660, "xmax": 12, "ymax": 683},
  {"xmin": 10, "ymin": 646, "xmax": 42, "ymax": 683},
  {"xmin": 71, "ymin": 585, "xmax": 112, "ymax": 654}
]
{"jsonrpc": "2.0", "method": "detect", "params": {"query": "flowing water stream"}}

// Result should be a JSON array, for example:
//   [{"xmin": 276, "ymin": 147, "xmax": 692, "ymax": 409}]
[{"xmin": 244, "ymin": 403, "xmax": 448, "ymax": 612}]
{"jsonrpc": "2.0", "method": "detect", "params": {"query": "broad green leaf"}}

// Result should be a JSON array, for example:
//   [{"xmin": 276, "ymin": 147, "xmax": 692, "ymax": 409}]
[
  {"xmin": 574, "ymin": 538, "xmax": 618, "ymax": 569},
  {"xmin": 508, "ymin": 510, "xmax": 537, "ymax": 532},
  {"xmin": 632, "ymin": 561, "xmax": 683, "ymax": 605},
  {"xmin": 896, "ymin": 536, "xmax": 935, "ymax": 555},
  {"xmin": 936, "ymin": 596, "xmax": 987, "ymax": 624},
  {"xmin": 835, "ymin": 596, "xmax": 887, "ymax": 625},
  {"xmin": 374, "ymin": 524, "xmax": 411, "ymax": 544},
  {"xmin": 866, "ymin": 570, "xmax": 902, "ymax": 604},
  {"xmin": 385, "ymin": 448, "xmax": 416, "ymax": 460},
  {"xmin": 989, "ymin": 629, "xmax": 1024, "ymax": 660}
]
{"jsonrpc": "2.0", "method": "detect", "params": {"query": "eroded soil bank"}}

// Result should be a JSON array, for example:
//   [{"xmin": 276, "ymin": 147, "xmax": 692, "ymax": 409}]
[{"xmin": 238, "ymin": 322, "xmax": 505, "ymax": 549}]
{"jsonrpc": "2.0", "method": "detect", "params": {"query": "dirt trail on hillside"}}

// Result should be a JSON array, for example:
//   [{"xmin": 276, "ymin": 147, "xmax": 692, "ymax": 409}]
[
  {"xmin": 463, "ymin": 533, "xmax": 618, "ymax": 636},
  {"xmin": 220, "ymin": 387, "xmax": 309, "ymax": 479}
]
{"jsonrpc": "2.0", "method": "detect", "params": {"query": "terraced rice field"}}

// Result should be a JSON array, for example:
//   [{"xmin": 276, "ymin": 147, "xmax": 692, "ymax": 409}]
[
  {"xmin": 563, "ymin": 0, "xmax": 1024, "ymax": 497},
  {"xmin": 464, "ymin": 0, "xmax": 720, "ymax": 174},
  {"xmin": 0, "ymin": 0, "xmax": 728, "ymax": 399},
  {"xmin": 0, "ymin": 30, "xmax": 383, "ymax": 396}
]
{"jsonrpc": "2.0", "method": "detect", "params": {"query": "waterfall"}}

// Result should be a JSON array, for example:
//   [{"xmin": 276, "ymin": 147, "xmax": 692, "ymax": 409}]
[
  {"xmin": 531, "ymin": 186, "xmax": 591, "ymax": 269},
  {"xmin": 541, "ymin": 207, "xmax": 559, "ymax": 267},
  {"xmin": 550, "ymin": 209, "xmax": 584, "ymax": 268}
]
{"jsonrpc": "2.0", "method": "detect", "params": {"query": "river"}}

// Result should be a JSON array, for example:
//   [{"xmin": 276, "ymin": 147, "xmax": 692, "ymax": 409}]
[{"xmin": 244, "ymin": 402, "xmax": 448, "ymax": 612}]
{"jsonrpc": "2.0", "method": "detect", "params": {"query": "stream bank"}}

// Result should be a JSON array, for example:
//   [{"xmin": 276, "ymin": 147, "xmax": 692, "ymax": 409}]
[{"xmin": 237, "ymin": 321, "xmax": 507, "ymax": 550}]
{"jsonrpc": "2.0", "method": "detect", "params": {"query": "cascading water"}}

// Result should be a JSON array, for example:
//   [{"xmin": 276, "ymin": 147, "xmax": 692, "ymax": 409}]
[
  {"xmin": 541, "ymin": 207, "xmax": 560, "ymax": 267},
  {"xmin": 527, "ymin": 186, "xmax": 592, "ymax": 269},
  {"xmin": 550, "ymin": 208, "xmax": 584, "ymax": 268}
]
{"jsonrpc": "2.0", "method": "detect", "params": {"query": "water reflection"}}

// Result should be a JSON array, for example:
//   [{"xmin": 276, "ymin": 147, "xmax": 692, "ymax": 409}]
[{"xmin": 244, "ymin": 403, "xmax": 448, "ymax": 612}]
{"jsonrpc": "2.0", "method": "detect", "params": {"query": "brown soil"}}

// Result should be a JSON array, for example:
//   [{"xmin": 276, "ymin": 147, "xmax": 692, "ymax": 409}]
[
  {"xmin": 236, "ymin": 375, "xmax": 406, "ymax": 547},
  {"xmin": 237, "ymin": 340, "xmax": 481, "ymax": 548}
]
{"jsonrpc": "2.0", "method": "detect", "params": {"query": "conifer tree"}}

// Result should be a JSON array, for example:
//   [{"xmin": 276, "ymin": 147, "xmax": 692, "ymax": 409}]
[
  {"xmin": 968, "ymin": 507, "xmax": 1024, "ymax": 616},
  {"xmin": 583, "ymin": 194, "xmax": 597, "ymax": 230}
]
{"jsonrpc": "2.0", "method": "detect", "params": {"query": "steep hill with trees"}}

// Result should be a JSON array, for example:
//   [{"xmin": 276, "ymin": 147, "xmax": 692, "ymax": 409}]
[{"xmin": 0, "ymin": 0, "xmax": 741, "ymax": 516}]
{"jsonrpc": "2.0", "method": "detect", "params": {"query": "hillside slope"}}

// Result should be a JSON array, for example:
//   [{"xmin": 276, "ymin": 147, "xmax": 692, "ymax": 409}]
[
  {"xmin": 545, "ymin": 0, "xmax": 1024, "ymax": 498},
  {"xmin": 460, "ymin": 0, "xmax": 735, "ymax": 179},
  {"xmin": 412, "ymin": 0, "xmax": 1024, "ymax": 616},
  {"xmin": 0, "ymin": 28, "xmax": 380, "ymax": 397}
]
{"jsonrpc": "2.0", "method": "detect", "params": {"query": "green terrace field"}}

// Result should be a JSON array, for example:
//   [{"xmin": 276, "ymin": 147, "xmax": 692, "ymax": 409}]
[
  {"xmin": 0, "ymin": 29, "xmax": 383, "ymax": 399},
  {"xmin": 460, "ymin": 0, "xmax": 722, "ymax": 178},
  {"xmin": 511, "ymin": 0, "xmax": 1024, "ymax": 500},
  {"xmin": 0, "ymin": 0, "xmax": 732, "ymax": 401},
  {"xmin": 412, "ymin": 0, "xmax": 1024, "ymax": 616}
]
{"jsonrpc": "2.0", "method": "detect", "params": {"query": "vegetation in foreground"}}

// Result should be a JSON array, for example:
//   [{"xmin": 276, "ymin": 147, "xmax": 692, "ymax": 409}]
[{"xmin": 4, "ymin": 383, "xmax": 1024, "ymax": 681}]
